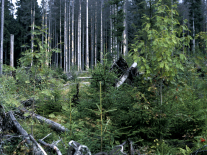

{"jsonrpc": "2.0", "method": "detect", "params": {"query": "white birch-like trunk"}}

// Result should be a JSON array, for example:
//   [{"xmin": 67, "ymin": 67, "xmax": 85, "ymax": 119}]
[
  {"xmin": 0, "ymin": 0, "xmax": 4, "ymax": 75},
  {"xmin": 86, "ymin": 0, "xmax": 89, "ymax": 69}
]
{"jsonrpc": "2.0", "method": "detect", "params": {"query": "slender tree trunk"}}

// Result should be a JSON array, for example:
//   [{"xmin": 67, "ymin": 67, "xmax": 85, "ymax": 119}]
[
  {"xmin": 86, "ymin": 0, "xmax": 89, "ymax": 69},
  {"xmin": 91, "ymin": 3, "xmax": 94, "ymax": 69},
  {"xmin": 123, "ymin": 0, "xmax": 128, "ymax": 56},
  {"xmin": 45, "ymin": 0, "xmax": 48, "ymax": 66},
  {"xmin": 110, "ymin": 5, "xmax": 113, "ymax": 58},
  {"xmin": 193, "ymin": 11, "xmax": 195, "ymax": 54},
  {"xmin": 72, "ymin": 0, "xmax": 75, "ymax": 66},
  {"xmin": 100, "ymin": 0, "xmax": 103, "ymax": 64},
  {"xmin": 78, "ymin": 0, "xmax": 82, "ymax": 71},
  {"xmin": 10, "ymin": 34, "xmax": 14, "ymax": 68},
  {"xmin": 48, "ymin": 0, "xmax": 51, "ymax": 67},
  {"xmin": 68, "ymin": 0, "xmax": 71, "ymax": 71},
  {"xmin": 31, "ymin": 0, "xmax": 35, "ymax": 66},
  {"xmin": 0, "ymin": 0, "xmax": 5, "ymax": 75},
  {"xmin": 64, "ymin": 0, "xmax": 68, "ymax": 72},
  {"xmin": 60, "ymin": 0, "xmax": 62, "ymax": 68},
  {"xmin": 95, "ymin": 1, "xmax": 97, "ymax": 66},
  {"xmin": 42, "ymin": 0, "xmax": 45, "ymax": 46},
  {"xmin": 82, "ymin": 23, "xmax": 84, "ymax": 70}
]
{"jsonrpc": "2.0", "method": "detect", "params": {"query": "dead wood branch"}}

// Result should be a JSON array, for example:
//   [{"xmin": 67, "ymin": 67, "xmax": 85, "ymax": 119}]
[
  {"xmin": 19, "ymin": 107, "xmax": 68, "ymax": 132},
  {"xmin": 38, "ymin": 133, "xmax": 62, "ymax": 155},
  {"xmin": 8, "ymin": 111, "xmax": 47, "ymax": 155},
  {"xmin": 38, "ymin": 139, "xmax": 62, "ymax": 155}
]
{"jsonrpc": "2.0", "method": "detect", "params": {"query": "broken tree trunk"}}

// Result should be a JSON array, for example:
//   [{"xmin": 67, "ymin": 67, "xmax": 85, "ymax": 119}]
[
  {"xmin": 19, "ymin": 107, "xmax": 68, "ymax": 132},
  {"xmin": 8, "ymin": 111, "xmax": 47, "ymax": 155},
  {"xmin": 115, "ymin": 62, "xmax": 137, "ymax": 88}
]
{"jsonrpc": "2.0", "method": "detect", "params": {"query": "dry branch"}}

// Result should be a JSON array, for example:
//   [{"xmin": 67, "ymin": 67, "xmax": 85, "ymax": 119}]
[
  {"xmin": 38, "ymin": 139, "xmax": 62, "ymax": 155},
  {"xmin": 8, "ymin": 111, "xmax": 47, "ymax": 155}
]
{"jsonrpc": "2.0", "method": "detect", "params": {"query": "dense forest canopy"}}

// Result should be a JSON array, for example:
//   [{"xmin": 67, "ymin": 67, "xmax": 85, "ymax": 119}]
[{"xmin": 0, "ymin": 0, "xmax": 204, "ymax": 70}]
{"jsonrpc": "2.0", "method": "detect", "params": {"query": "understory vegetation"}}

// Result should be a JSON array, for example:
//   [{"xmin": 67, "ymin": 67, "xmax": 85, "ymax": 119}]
[{"xmin": 1, "ymin": 0, "xmax": 207, "ymax": 154}]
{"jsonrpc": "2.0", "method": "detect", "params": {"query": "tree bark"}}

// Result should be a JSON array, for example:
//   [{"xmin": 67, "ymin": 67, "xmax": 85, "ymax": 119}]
[
  {"xmin": 68, "ymin": 0, "xmax": 71, "ymax": 71},
  {"xmin": 123, "ymin": 0, "xmax": 128, "ymax": 56},
  {"xmin": 100, "ymin": 0, "xmax": 103, "ymax": 64},
  {"xmin": 86, "ymin": 0, "xmax": 89, "ymax": 70},
  {"xmin": 78, "ymin": 0, "xmax": 82, "ymax": 71},
  {"xmin": 10, "ymin": 34, "xmax": 14, "ymax": 68},
  {"xmin": 64, "ymin": 0, "xmax": 68, "ymax": 72},
  {"xmin": 95, "ymin": 1, "xmax": 97, "ymax": 66},
  {"xmin": 72, "ymin": 0, "xmax": 75, "ymax": 66},
  {"xmin": 0, "ymin": 0, "xmax": 5, "ymax": 75}
]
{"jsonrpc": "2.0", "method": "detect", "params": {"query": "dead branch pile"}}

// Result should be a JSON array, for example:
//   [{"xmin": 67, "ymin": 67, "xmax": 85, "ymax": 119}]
[{"xmin": 0, "ymin": 104, "xmax": 142, "ymax": 155}]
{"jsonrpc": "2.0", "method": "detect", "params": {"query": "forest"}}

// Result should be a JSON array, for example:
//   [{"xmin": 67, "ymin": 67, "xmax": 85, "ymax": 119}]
[{"xmin": 0, "ymin": 0, "xmax": 207, "ymax": 154}]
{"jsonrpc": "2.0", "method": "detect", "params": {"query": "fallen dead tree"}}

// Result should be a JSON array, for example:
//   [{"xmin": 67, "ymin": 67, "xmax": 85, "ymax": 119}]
[
  {"xmin": 19, "ymin": 107, "xmax": 69, "ymax": 132},
  {"xmin": 8, "ymin": 111, "xmax": 47, "ymax": 155},
  {"xmin": 110, "ymin": 57, "xmax": 139, "ymax": 88},
  {"xmin": 1, "ymin": 110, "xmax": 141, "ymax": 155}
]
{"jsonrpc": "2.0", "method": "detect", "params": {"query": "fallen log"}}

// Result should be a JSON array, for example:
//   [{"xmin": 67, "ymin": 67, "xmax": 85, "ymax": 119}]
[
  {"xmin": 8, "ymin": 111, "xmax": 47, "ymax": 155},
  {"xmin": 19, "ymin": 107, "xmax": 68, "ymax": 132}
]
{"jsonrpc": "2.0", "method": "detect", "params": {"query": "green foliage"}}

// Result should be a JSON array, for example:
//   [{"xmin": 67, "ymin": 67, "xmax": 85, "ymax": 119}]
[{"xmin": 132, "ymin": 0, "xmax": 191, "ymax": 80}]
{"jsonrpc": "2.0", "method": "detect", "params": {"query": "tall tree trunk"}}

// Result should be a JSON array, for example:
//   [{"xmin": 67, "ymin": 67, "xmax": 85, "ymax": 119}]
[
  {"xmin": 86, "ymin": 0, "xmax": 89, "ymax": 69},
  {"xmin": 91, "ymin": 3, "xmax": 94, "ymax": 69},
  {"xmin": 42, "ymin": 0, "xmax": 45, "ymax": 46},
  {"xmin": 123, "ymin": 0, "xmax": 128, "ymax": 56},
  {"xmin": 45, "ymin": 0, "xmax": 48, "ymax": 66},
  {"xmin": 100, "ymin": 0, "xmax": 103, "ymax": 64},
  {"xmin": 78, "ymin": 0, "xmax": 82, "ymax": 71},
  {"xmin": 10, "ymin": 34, "xmax": 14, "ymax": 68},
  {"xmin": 60, "ymin": 0, "xmax": 62, "ymax": 68},
  {"xmin": 193, "ymin": 11, "xmax": 195, "ymax": 54},
  {"xmin": 110, "ymin": 5, "xmax": 113, "ymax": 59},
  {"xmin": 68, "ymin": 0, "xmax": 71, "ymax": 72},
  {"xmin": 95, "ymin": 1, "xmax": 97, "ymax": 66},
  {"xmin": 31, "ymin": 0, "xmax": 35, "ymax": 66},
  {"xmin": 72, "ymin": 0, "xmax": 75, "ymax": 66},
  {"xmin": 64, "ymin": 0, "xmax": 68, "ymax": 72},
  {"xmin": 48, "ymin": 0, "xmax": 51, "ymax": 67},
  {"xmin": 82, "ymin": 23, "xmax": 84, "ymax": 70},
  {"xmin": 0, "ymin": 0, "xmax": 4, "ymax": 75}
]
